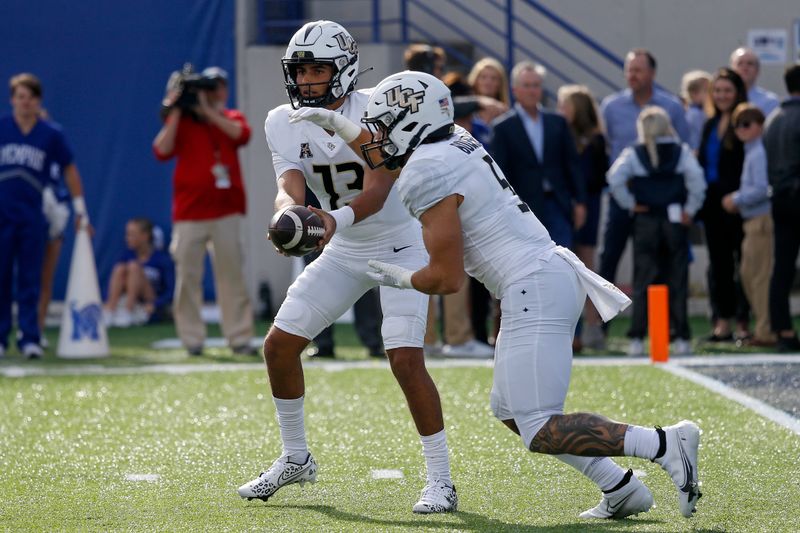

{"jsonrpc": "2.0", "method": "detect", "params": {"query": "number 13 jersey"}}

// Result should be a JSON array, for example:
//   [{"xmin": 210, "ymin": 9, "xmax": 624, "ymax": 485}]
[{"xmin": 265, "ymin": 89, "xmax": 415, "ymax": 244}]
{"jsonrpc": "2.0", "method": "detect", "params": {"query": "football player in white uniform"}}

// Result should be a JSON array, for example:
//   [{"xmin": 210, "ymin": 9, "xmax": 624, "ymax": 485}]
[
  {"xmin": 237, "ymin": 22, "xmax": 457, "ymax": 514},
  {"xmin": 291, "ymin": 70, "xmax": 702, "ymax": 520}
]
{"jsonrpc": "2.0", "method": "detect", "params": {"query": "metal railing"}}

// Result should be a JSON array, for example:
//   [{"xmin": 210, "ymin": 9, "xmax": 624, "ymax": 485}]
[{"xmin": 257, "ymin": 0, "xmax": 625, "ymax": 96}]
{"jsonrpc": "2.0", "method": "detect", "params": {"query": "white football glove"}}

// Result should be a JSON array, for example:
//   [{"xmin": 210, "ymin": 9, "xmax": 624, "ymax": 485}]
[
  {"xmin": 288, "ymin": 107, "xmax": 361, "ymax": 143},
  {"xmin": 367, "ymin": 259, "xmax": 414, "ymax": 289}
]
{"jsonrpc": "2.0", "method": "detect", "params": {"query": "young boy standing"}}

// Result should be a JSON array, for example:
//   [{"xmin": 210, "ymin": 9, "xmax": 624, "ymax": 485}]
[{"xmin": 722, "ymin": 103, "xmax": 775, "ymax": 346}]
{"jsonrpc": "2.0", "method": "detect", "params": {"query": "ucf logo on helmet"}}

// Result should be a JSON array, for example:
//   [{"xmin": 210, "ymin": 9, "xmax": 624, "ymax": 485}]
[
  {"xmin": 383, "ymin": 85, "xmax": 425, "ymax": 113},
  {"xmin": 333, "ymin": 32, "xmax": 357, "ymax": 54}
]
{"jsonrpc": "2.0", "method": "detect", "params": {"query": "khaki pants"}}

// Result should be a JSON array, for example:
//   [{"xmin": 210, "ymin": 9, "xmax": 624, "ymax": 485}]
[
  {"xmin": 740, "ymin": 213, "xmax": 776, "ymax": 342},
  {"xmin": 170, "ymin": 214, "xmax": 254, "ymax": 349},
  {"xmin": 424, "ymin": 281, "xmax": 473, "ymax": 346}
]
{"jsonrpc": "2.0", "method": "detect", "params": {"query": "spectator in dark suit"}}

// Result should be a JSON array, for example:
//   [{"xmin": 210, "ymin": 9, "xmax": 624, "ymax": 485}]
[
  {"xmin": 490, "ymin": 61, "xmax": 587, "ymax": 247},
  {"xmin": 764, "ymin": 63, "xmax": 800, "ymax": 352}
]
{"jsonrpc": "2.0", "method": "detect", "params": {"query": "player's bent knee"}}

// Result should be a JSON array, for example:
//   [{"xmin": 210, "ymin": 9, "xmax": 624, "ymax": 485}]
[
  {"xmin": 524, "ymin": 413, "xmax": 561, "ymax": 452},
  {"xmin": 263, "ymin": 326, "xmax": 309, "ymax": 364}
]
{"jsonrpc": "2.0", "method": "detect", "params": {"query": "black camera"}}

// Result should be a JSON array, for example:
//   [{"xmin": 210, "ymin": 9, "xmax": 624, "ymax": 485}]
[{"xmin": 171, "ymin": 63, "xmax": 218, "ymax": 111}]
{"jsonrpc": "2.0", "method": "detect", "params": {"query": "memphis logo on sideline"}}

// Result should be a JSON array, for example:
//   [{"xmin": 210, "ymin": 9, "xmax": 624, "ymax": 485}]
[{"xmin": 70, "ymin": 301, "xmax": 102, "ymax": 341}]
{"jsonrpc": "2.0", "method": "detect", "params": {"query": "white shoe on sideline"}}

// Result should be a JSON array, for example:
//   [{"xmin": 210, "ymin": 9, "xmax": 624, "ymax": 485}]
[
  {"xmin": 579, "ymin": 469, "xmax": 653, "ymax": 519},
  {"xmin": 627, "ymin": 338, "xmax": 645, "ymax": 357},
  {"xmin": 238, "ymin": 453, "xmax": 318, "ymax": 501},
  {"xmin": 423, "ymin": 343, "xmax": 443, "ymax": 357},
  {"xmin": 655, "ymin": 420, "xmax": 702, "ymax": 518},
  {"xmin": 582, "ymin": 324, "xmax": 607, "ymax": 350},
  {"xmin": 412, "ymin": 479, "xmax": 458, "ymax": 513},
  {"xmin": 672, "ymin": 339, "xmax": 692, "ymax": 355},
  {"xmin": 22, "ymin": 343, "xmax": 44, "ymax": 360},
  {"xmin": 441, "ymin": 340, "xmax": 494, "ymax": 358},
  {"xmin": 113, "ymin": 308, "xmax": 133, "ymax": 328},
  {"xmin": 103, "ymin": 309, "xmax": 114, "ymax": 327},
  {"xmin": 131, "ymin": 306, "xmax": 150, "ymax": 326}
]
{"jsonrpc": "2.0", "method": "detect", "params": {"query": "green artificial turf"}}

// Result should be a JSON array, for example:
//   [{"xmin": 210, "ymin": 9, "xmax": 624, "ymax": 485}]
[{"xmin": 1, "ymin": 363, "xmax": 798, "ymax": 531}]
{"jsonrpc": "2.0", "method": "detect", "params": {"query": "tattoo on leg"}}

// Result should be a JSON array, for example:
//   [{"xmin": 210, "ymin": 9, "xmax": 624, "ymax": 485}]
[{"xmin": 529, "ymin": 413, "xmax": 627, "ymax": 456}]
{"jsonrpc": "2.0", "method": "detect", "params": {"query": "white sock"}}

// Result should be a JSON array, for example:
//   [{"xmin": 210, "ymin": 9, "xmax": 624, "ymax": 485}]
[
  {"xmin": 273, "ymin": 396, "xmax": 308, "ymax": 460},
  {"xmin": 623, "ymin": 425, "xmax": 660, "ymax": 460},
  {"xmin": 556, "ymin": 455, "xmax": 626, "ymax": 492},
  {"xmin": 419, "ymin": 429, "xmax": 452, "ymax": 485}
]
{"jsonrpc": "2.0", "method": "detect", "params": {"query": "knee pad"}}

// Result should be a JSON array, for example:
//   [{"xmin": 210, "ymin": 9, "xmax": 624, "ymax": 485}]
[{"xmin": 381, "ymin": 315, "xmax": 425, "ymax": 350}]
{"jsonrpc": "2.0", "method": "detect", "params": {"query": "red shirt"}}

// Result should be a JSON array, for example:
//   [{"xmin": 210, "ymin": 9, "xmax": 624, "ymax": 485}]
[{"xmin": 154, "ymin": 110, "xmax": 251, "ymax": 221}]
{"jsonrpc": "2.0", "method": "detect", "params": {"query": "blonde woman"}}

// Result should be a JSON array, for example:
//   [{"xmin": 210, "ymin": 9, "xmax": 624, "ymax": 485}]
[
  {"xmin": 607, "ymin": 107, "xmax": 706, "ymax": 356},
  {"xmin": 467, "ymin": 57, "xmax": 509, "ymax": 145},
  {"xmin": 557, "ymin": 84, "xmax": 607, "ymax": 350}
]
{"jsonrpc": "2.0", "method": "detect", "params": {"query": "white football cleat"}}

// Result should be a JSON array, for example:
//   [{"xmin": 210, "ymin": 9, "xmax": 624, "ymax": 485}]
[
  {"xmin": 412, "ymin": 479, "xmax": 458, "ymax": 513},
  {"xmin": 655, "ymin": 420, "xmax": 701, "ymax": 518},
  {"xmin": 238, "ymin": 453, "xmax": 318, "ymax": 502},
  {"xmin": 579, "ymin": 469, "xmax": 653, "ymax": 519}
]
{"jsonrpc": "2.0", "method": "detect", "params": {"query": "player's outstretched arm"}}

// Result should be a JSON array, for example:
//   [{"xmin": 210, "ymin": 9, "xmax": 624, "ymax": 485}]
[
  {"xmin": 287, "ymin": 107, "xmax": 400, "ymax": 176},
  {"xmin": 308, "ymin": 165, "xmax": 397, "ymax": 249}
]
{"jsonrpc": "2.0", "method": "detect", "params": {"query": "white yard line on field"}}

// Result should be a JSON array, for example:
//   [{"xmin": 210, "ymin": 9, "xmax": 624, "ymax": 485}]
[
  {"xmin": 1, "ymin": 353, "xmax": 796, "ymax": 378},
  {"xmin": 660, "ymin": 362, "xmax": 800, "ymax": 436}
]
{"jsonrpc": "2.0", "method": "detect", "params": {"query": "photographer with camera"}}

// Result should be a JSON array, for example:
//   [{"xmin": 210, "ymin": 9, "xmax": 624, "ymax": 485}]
[{"xmin": 153, "ymin": 65, "xmax": 255, "ymax": 356}]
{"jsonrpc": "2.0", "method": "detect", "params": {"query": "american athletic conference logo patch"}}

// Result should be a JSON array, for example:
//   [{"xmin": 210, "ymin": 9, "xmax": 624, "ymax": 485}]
[
  {"xmin": 299, "ymin": 143, "xmax": 314, "ymax": 159},
  {"xmin": 70, "ymin": 301, "xmax": 102, "ymax": 341}
]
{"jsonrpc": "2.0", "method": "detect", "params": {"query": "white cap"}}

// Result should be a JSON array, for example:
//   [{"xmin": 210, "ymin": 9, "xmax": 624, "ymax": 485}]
[{"xmin": 201, "ymin": 66, "xmax": 228, "ymax": 81}]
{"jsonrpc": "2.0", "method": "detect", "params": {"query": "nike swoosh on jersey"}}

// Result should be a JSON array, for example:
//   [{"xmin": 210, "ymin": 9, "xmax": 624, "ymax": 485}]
[{"xmin": 393, "ymin": 245, "xmax": 412, "ymax": 253}]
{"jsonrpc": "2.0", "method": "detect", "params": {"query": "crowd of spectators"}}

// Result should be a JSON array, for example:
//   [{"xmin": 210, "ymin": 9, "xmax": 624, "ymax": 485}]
[{"xmin": 405, "ymin": 45, "xmax": 800, "ymax": 356}]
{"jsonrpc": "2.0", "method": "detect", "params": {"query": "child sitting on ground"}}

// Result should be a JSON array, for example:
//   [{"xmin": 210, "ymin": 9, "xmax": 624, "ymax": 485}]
[{"xmin": 103, "ymin": 218, "xmax": 173, "ymax": 327}]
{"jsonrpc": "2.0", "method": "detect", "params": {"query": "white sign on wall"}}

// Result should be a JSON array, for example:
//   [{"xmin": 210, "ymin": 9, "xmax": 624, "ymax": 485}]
[
  {"xmin": 794, "ymin": 20, "xmax": 800, "ymax": 62},
  {"xmin": 747, "ymin": 28, "xmax": 789, "ymax": 64}
]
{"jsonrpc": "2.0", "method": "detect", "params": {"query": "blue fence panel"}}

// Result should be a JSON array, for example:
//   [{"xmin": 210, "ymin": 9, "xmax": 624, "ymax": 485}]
[{"xmin": 0, "ymin": 0, "xmax": 236, "ymax": 302}]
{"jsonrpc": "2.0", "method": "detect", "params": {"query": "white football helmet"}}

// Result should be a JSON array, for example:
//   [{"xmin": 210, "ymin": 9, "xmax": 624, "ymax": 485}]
[
  {"xmin": 361, "ymin": 71, "xmax": 454, "ymax": 170},
  {"xmin": 282, "ymin": 20, "xmax": 360, "ymax": 108}
]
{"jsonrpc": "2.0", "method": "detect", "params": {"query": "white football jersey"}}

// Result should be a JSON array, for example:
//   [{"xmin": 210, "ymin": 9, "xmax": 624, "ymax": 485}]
[
  {"xmin": 265, "ymin": 89, "xmax": 415, "ymax": 244},
  {"xmin": 395, "ymin": 126, "xmax": 556, "ymax": 296}
]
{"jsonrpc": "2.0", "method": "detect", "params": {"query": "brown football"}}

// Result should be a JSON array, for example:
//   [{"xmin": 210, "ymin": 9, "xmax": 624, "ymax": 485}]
[{"xmin": 267, "ymin": 205, "xmax": 325, "ymax": 257}]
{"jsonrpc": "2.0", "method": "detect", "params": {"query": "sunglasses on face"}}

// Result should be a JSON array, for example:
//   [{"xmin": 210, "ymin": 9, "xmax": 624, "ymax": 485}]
[{"xmin": 735, "ymin": 121, "xmax": 753, "ymax": 129}]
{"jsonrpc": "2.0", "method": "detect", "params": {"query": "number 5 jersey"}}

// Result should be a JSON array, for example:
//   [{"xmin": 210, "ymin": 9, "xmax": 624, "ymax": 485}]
[{"xmin": 395, "ymin": 125, "xmax": 555, "ymax": 298}]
